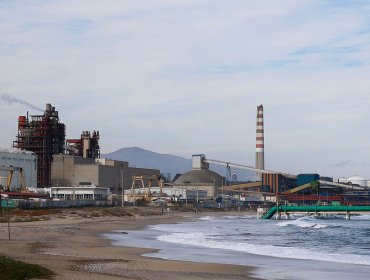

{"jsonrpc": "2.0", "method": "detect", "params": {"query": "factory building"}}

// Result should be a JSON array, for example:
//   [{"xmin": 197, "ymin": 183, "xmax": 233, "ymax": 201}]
[
  {"xmin": 173, "ymin": 157, "xmax": 224, "ymax": 198},
  {"xmin": 46, "ymin": 183, "xmax": 110, "ymax": 200},
  {"xmin": 0, "ymin": 149, "xmax": 37, "ymax": 190},
  {"xmin": 262, "ymin": 173, "xmax": 298, "ymax": 194},
  {"xmin": 50, "ymin": 154, "xmax": 160, "ymax": 193},
  {"xmin": 13, "ymin": 103, "xmax": 65, "ymax": 187},
  {"xmin": 66, "ymin": 130, "xmax": 100, "ymax": 159}
]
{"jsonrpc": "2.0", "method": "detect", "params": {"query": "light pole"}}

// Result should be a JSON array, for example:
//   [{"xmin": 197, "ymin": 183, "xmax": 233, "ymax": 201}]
[
  {"xmin": 196, "ymin": 185, "xmax": 199, "ymax": 205},
  {"xmin": 185, "ymin": 183, "xmax": 188, "ymax": 207},
  {"xmin": 121, "ymin": 168, "xmax": 124, "ymax": 207},
  {"xmin": 6, "ymin": 198, "xmax": 10, "ymax": 240},
  {"xmin": 0, "ymin": 186, "xmax": 2, "ymax": 215}
]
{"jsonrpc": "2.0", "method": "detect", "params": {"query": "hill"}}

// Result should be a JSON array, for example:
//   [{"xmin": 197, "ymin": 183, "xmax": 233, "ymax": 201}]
[
  {"xmin": 102, "ymin": 147, "xmax": 191, "ymax": 180},
  {"xmin": 102, "ymin": 147, "xmax": 254, "ymax": 182}
]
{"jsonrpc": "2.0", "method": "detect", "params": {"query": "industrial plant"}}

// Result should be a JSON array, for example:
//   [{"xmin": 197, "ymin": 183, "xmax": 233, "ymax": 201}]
[
  {"xmin": 1, "ymin": 103, "xmax": 161, "ymax": 208},
  {"xmin": 1, "ymin": 102, "xmax": 370, "ymax": 218},
  {"xmin": 13, "ymin": 104, "xmax": 65, "ymax": 188}
]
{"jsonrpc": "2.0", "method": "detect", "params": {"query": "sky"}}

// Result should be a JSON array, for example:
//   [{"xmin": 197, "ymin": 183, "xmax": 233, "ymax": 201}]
[{"xmin": 1, "ymin": 0, "xmax": 370, "ymax": 180}]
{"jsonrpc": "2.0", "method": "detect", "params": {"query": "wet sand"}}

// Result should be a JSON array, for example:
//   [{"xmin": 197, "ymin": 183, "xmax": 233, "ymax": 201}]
[{"xmin": 0, "ymin": 207, "xmax": 261, "ymax": 279}]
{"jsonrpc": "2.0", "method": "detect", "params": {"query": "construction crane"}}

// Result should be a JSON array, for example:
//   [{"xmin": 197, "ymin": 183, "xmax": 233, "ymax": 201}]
[
  {"xmin": 0, "ymin": 165, "xmax": 27, "ymax": 192},
  {"xmin": 129, "ymin": 175, "xmax": 164, "ymax": 201}
]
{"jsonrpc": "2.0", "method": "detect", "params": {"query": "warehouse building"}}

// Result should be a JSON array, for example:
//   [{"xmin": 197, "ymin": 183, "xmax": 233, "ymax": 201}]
[
  {"xmin": 50, "ymin": 154, "xmax": 160, "ymax": 194},
  {"xmin": 173, "ymin": 169, "xmax": 224, "ymax": 198},
  {"xmin": 0, "ymin": 149, "xmax": 37, "ymax": 190}
]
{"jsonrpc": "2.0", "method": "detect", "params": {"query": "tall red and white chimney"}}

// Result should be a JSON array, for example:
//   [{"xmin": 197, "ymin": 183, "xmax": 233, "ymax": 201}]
[{"xmin": 255, "ymin": 105, "xmax": 265, "ymax": 177}]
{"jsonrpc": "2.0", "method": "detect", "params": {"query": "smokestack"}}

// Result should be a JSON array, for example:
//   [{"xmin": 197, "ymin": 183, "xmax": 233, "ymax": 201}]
[{"xmin": 255, "ymin": 105, "xmax": 265, "ymax": 177}]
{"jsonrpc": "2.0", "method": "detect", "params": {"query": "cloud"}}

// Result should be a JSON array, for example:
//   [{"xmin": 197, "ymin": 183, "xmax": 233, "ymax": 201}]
[
  {"xmin": 0, "ymin": 1, "xmax": 370, "ymax": 178},
  {"xmin": 333, "ymin": 160, "xmax": 352, "ymax": 168}
]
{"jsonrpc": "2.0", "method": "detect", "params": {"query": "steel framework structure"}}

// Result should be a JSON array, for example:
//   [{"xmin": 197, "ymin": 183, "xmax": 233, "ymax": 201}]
[{"xmin": 13, "ymin": 104, "xmax": 65, "ymax": 187}]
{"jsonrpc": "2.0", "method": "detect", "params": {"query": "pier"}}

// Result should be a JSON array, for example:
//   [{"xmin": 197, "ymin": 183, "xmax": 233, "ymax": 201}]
[{"xmin": 260, "ymin": 205, "xmax": 370, "ymax": 219}]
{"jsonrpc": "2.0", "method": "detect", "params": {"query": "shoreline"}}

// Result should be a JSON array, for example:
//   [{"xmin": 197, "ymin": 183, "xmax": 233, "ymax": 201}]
[{"xmin": 0, "ymin": 207, "xmax": 261, "ymax": 280}]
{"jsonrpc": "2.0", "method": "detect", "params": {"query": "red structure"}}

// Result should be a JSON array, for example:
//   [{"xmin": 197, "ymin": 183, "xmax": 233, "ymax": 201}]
[
  {"xmin": 66, "ymin": 130, "xmax": 100, "ymax": 159},
  {"xmin": 13, "ymin": 104, "xmax": 65, "ymax": 187}
]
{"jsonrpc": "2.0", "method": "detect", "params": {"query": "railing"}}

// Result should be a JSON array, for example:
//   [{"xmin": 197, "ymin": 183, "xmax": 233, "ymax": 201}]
[{"xmin": 261, "ymin": 204, "xmax": 370, "ymax": 219}]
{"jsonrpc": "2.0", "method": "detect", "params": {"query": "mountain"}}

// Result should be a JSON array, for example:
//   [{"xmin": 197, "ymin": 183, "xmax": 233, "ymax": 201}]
[
  {"xmin": 102, "ymin": 147, "xmax": 255, "ymax": 182},
  {"xmin": 102, "ymin": 147, "xmax": 191, "ymax": 180}
]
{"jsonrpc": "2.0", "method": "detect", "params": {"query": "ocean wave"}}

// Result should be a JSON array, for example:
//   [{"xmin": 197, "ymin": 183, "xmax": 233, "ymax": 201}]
[
  {"xmin": 350, "ymin": 214, "xmax": 370, "ymax": 221},
  {"xmin": 199, "ymin": 216, "xmax": 215, "ymax": 221},
  {"xmin": 276, "ymin": 216, "xmax": 329, "ymax": 229},
  {"xmin": 156, "ymin": 232, "xmax": 370, "ymax": 266}
]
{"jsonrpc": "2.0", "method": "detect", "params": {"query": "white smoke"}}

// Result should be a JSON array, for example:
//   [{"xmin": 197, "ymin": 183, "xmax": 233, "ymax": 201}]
[{"xmin": 1, "ymin": 93, "xmax": 43, "ymax": 112}]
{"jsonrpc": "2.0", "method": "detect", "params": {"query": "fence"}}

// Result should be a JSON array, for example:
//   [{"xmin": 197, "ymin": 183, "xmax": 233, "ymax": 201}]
[{"xmin": 0, "ymin": 199, "xmax": 113, "ymax": 209}]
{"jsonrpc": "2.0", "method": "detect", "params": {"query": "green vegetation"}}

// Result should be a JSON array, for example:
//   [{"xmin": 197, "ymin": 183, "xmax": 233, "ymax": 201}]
[
  {"xmin": 0, "ymin": 256, "xmax": 53, "ymax": 280},
  {"xmin": 310, "ymin": 180, "xmax": 320, "ymax": 193}
]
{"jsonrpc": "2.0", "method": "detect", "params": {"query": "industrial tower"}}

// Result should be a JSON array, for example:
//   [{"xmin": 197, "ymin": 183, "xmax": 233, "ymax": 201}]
[
  {"xmin": 13, "ymin": 103, "xmax": 65, "ymax": 187},
  {"xmin": 255, "ymin": 105, "xmax": 265, "ymax": 177},
  {"xmin": 66, "ymin": 130, "xmax": 100, "ymax": 159}
]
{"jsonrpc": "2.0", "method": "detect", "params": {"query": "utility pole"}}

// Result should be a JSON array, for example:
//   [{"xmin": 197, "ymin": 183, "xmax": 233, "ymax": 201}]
[
  {"xmin": 6, "ymin": 198, "xmax": 10, "ymax": 240},
  {"xmin": 121, "ymin": 168, "xmax": 124, "ymax": 207},
  {"xmin": 185, "ymin": 184, "xmax": 188, "ymax": 207},
  {"xmin": 0, "ymin": 186, "xmax": 2, "ymax": 215}
]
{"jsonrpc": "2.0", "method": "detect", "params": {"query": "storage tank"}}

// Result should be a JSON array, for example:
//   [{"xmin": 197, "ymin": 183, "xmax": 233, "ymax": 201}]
[{"xmin": 347, "ymin": 176, "xmax": 367, "ymax": 187}]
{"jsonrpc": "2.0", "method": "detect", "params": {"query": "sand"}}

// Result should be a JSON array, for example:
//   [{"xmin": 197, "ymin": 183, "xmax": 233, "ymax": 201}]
[{"xmin": 0, "ymin": 207, "xmax": 261, "ymax": 280}]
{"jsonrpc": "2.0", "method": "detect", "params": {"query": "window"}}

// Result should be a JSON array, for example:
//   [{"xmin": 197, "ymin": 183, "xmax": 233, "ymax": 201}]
[{"xmin": 84, "ymin": 194, "xmax": 93, "ymax": 200}]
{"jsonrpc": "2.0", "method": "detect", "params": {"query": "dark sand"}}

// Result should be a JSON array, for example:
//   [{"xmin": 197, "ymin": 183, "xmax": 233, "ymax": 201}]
[{"xmin": 0, "ymin": 207, "xmax": 261, "ymax": 279}]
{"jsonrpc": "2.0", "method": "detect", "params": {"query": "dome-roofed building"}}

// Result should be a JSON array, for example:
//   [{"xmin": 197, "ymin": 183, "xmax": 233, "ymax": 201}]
[
  {"xmin": 174, "ymin": 169, "xmax": 224, "ymax": 187},
  {"xmin": 173, "ymin": 155, "xmax": 225, "ymax": 198}
]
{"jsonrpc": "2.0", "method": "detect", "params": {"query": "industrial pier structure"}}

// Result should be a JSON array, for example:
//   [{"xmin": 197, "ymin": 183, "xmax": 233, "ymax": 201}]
[{"xmin": 13, "ymin": 104, "xmax": 65, "ymax": 188}]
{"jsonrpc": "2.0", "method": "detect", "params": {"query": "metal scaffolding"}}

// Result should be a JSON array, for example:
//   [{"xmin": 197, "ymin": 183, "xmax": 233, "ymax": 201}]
[
  {"xmin": 66, "ymin": 130, "xmax": 100, "ymax": 159},
  {"xmin": 13, "ymin": 103, "xmax": 65, "ymax": 188}
]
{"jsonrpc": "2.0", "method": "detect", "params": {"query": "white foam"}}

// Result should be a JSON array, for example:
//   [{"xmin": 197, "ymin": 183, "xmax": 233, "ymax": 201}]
[
  {"xmin": 277, "ymin": 217, "xmax": 329, "ymax": 229},
  {"xmin": 199, "ymin": 216, "xmax": 215, "ymax": 221},
  {"xmin": 351, "ymin": 214, "xmax": 370, "ymax": 221},
  {"xmin": 156, "ymin": 232, "xmax": 370, "ymax": 266}
]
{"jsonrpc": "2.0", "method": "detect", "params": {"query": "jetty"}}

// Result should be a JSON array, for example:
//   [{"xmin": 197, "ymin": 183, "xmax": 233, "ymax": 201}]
[{"xmin": 261, "ymin": 205, "xmax": 370, "ymax": 219}]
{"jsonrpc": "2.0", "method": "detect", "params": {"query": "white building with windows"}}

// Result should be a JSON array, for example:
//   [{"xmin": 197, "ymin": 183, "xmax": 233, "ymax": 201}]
[{"xmin": 45, "ymin": 183, "xmax": 110, "ymax": 200}]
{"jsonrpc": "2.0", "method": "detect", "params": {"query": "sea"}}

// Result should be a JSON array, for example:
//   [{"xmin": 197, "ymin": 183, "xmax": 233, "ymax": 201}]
[{"xmin": 103, "ymin": 213, "xmax": 370, "ymax": 280}]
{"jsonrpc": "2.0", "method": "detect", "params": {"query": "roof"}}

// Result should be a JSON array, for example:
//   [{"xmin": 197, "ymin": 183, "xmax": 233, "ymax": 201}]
[{"xmin": 174, "ymin": 169, "xmax": 224, "ymax": 187}]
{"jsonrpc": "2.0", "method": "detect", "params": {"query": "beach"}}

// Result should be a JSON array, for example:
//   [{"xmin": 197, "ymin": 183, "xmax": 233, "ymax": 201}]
[{"xmin": 0, "ymin": 207, "xmax": 260, "ymax": 280}]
